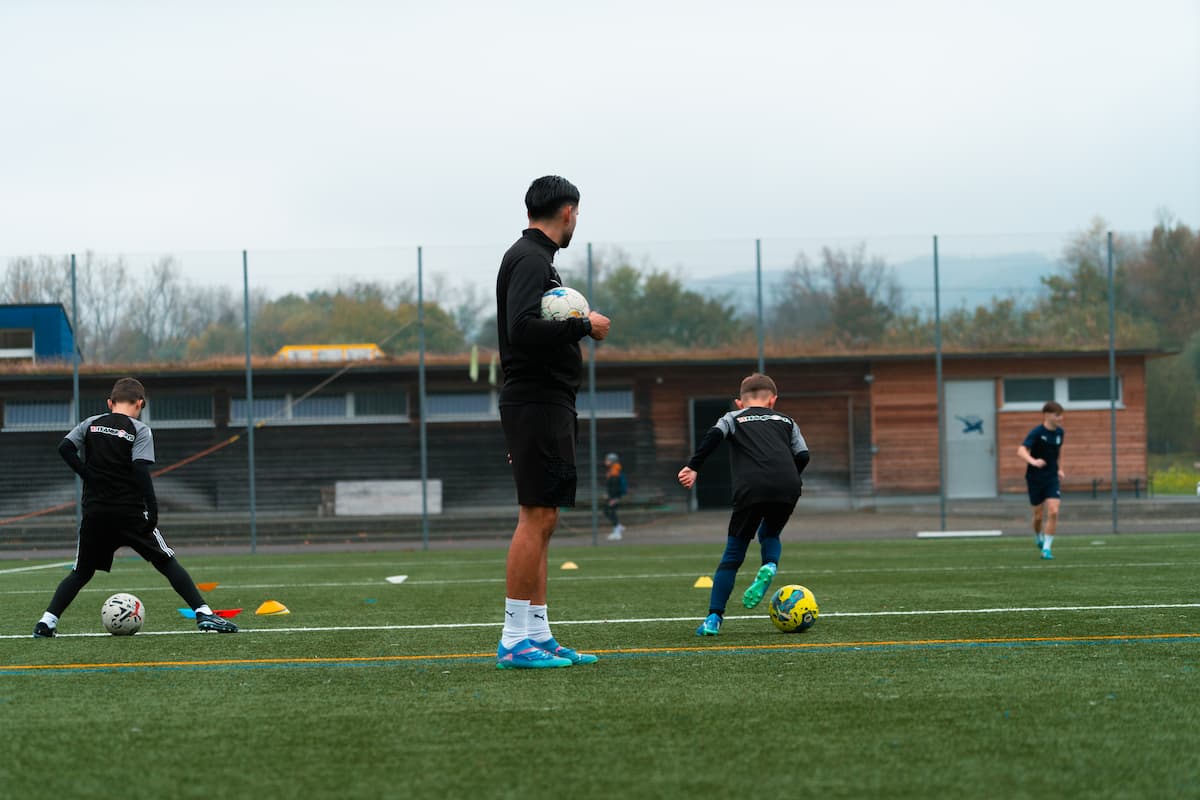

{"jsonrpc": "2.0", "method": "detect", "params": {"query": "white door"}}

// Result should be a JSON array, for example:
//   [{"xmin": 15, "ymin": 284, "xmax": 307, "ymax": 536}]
[{"xmin": 944, "ymin": 380, "xmax": 997, "ymax": 498}]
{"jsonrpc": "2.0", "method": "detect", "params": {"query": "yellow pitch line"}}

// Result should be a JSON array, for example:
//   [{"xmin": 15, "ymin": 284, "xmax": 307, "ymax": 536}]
[{"xmin": 5, "ymin": 632, "xmax": 1199, "ymax": 672}]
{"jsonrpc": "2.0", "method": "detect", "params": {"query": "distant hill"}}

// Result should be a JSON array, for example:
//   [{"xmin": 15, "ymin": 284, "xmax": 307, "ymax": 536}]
[{"xmin": 688, "ymin": 251, "xmax": 1062, "ymax": 316}]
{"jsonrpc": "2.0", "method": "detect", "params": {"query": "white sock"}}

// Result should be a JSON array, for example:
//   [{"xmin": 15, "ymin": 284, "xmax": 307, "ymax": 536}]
[
  {"xmin": 196, "ymin": 604, "xmax": 213, "ymax": 616},
  {"xmin": 40, "ymin": 612, "xmax": 58, "ymax": 627},
  {"xmin": 501, "ymin": 598, "xmax": 530, "ymax": 648},
  {"xmin": 527, "ymin": 604, "xmax": 552, "ymax": 643},
  {"xmin": 1043, "ymin": 535, "xmax": 1054, "ymax": 551}
]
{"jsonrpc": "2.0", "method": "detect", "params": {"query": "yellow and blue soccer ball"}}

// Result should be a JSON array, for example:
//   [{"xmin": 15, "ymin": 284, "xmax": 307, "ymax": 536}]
[{"xmin": 768, "ymin": 584, "xmax": 818, "ymax": 633}]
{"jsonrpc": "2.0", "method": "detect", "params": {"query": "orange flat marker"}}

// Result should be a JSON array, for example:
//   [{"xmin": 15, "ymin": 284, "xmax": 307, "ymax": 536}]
[
  {"xmin": 255, "ymin": 600, "xmax": 290, "ymax": 615},
  {"xmin": 196, "ymin": 582, "xmax": 219, "ymax": 592}
]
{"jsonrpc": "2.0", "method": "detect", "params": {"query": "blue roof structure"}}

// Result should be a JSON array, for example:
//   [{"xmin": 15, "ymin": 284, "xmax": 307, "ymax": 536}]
[{"xmin": 0, "ymin": 304, "xmax": 77, "ymax": 362}]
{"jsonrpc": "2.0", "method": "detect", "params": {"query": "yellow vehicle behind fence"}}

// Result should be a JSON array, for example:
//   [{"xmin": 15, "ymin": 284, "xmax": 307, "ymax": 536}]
[{"xmin": 274, "ymin": 343, "xmax": 385, "ymax": 363}]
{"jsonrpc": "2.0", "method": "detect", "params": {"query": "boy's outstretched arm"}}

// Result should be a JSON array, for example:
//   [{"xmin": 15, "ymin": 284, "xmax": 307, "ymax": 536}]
[
  {"xmin": 679, "ymin": 425, "xmax": 726, "ymax": 488},
  {"xmin": 686, "ymin": 426, "xmax": 725, "ymax": 471}
]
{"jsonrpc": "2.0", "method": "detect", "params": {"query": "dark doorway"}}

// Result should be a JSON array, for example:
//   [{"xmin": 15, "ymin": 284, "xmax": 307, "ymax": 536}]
[{"xmin": 691, "ymin": 397, "xmax": 735, "ymax": 510}]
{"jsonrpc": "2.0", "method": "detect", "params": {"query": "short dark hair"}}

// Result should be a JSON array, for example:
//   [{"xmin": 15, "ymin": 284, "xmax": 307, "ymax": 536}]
[
  {"xmin": 525, "ymin": 175, "xmax": 580, "ymax": 221},
  {"xmin": 1043, "ymin": 400, "xmax": 1063, "ymax": 414},
  {"xmin": 110, "ymin": 377, "xmax": 146, "ymax": 404},
  {"xmin": 740, "ymin": 373, "xmax": 778, "ymax": 399}
]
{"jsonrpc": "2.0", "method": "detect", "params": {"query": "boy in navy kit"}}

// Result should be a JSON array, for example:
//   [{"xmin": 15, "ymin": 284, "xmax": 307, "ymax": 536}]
[
  {"xmin": 1016, "ymin": 400, "xmax": 1065, "ymax": 560},
  {"xmin": 33, "ymin": 377, "xmax": 237, "ymax": 637},
  {"xmin": 678, "ymin": 373, "xmax": 810, "ymax": 636}
]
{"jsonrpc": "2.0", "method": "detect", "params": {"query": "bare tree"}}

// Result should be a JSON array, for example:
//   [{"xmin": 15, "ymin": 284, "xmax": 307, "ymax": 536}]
[
  {"xmin": 770, "ymin": 244, "xmax": 903, "ymax": 346},
  {"xmin": 1, "ymin": 255, "xmax": 71, "ymax": 303},
  {"xmin": 74, "ymin": 252, "xmax": 131, "ymax": 361}
]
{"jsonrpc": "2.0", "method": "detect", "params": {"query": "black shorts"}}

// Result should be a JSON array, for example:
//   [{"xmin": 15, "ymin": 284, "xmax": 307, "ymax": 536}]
[
  {"xmin": 1026, "ymin": 480, "xmax": 1062, "ymax": 506},
  {"xmin": 728, "ymin": 501, "xmax": 798, "ymax": 541},
  {"xmin": 500, "ymin": 403, "xmax": 578, "ymax": 508},
  {"xmin": 76, "ymin": 510, "xmax": 176, "ymax": 572}
]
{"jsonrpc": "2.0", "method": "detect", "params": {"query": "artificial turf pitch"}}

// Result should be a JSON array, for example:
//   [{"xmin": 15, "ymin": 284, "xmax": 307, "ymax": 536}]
[{"xmin": 1, "ymin": 533, "xmax": 1197, "ymax": 799}]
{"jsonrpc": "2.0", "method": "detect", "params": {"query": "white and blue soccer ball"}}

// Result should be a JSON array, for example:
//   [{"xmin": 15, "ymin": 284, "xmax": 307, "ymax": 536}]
[
  {"xmin": 101, "ymin": 592, "xmax": 145, "ymax": 635},
  {"xmin": 540, "ymin": 287, "xmax": 590, "ymax": 321}
]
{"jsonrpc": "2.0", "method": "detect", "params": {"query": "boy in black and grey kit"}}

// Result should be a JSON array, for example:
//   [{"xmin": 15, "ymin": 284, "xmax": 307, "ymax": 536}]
[
  {"xmin": 33, "ymin": 377, "xmax": 237, "ymax": 637},
  {"xmin": 678, "ymin": 373, "xmax": 810, "ymax": 636}
]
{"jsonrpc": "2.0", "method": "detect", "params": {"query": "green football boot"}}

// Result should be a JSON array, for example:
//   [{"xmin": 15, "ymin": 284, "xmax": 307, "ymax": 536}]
[{"xmin": 742, "ymin": 563, "xmax": 778, "ymax": 609}]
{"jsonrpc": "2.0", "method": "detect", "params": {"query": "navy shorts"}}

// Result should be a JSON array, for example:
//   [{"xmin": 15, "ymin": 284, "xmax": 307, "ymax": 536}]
[
  {"xmin": 1026, "ymin": 480, "xmax": 1061, "ymax": 506},
  {"xmin": 500, "ymin": 403, "xmax": 578, "ymax": 508},
  {"xmin": 76, "ymin": 510, "xmax": 176, "ymax": 572}
]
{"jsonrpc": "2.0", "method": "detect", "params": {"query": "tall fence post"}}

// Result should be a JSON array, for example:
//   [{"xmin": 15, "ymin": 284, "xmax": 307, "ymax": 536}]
[
  {"xmin": 242, "ymin": 250, "xmax": 258, "ymax": 554},
  {"xmin": 1107, "ymin": 231, "xmax": 1118, "ymax": 534},
  {"xmin": 71, "ymin": 254, "xmax": 81, "ymax": 533},
  {"xmin": 587, "ymin": 243, "xmax": 599, "ymax": 545},
  {"xmin": 755, "ymin": 238, "xmax": 765, "ymax": 374},
  {"xmin": 418, "ymin": 246, "xmax": 430, "ymax": 551},
  {"xmin": 933, "ymin": 236, "xmax": 946, "ymax": 531}
]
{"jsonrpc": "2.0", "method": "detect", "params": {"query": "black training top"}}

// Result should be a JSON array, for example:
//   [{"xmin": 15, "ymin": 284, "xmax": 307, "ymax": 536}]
[
  {"xmin": 1022, "ymin": 424, "xmax": 1064, "ymax": 484},
  {"xmin": 62, "ymin": 412, "xmax": 156, "ymax": 513},
  {"xmin": 495, "ymin": 228, "xmax": 591, "ymax": 409},
  {"xmin": 687, "ymin": 406, "xmax": 810, "ymax": 509}
]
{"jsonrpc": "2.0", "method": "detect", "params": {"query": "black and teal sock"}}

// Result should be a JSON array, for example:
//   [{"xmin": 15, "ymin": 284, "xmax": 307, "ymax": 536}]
[{"xmin": 760, "ymin": 535, "xmax": 781, "ymax": 568}]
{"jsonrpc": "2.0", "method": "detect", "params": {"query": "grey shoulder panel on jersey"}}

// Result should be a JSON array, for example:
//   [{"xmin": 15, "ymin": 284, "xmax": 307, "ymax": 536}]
[
  {"xmin": 790, "ymin": 419, "xmax": 808, "ymax": 454},
  {"xmin": 715, "ymin": 410, "xmax": 739, "ymax": 437},
  {"xmin": 65, "ymin": 415, "xmax": 102, "ymax": 447},
  {"xmin": 131, "ymin": 418, "xmax": 156, "ymax": 463}
]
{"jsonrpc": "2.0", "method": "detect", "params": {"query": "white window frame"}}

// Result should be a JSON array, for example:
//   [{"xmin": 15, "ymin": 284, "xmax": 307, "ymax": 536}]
[
  {"xmin": 144, "ymin": 395, "xmax": 216, "ymax": 430},
  {"xmin": 349, "ymin": 390, "xmax": 411, "ymax": 423},
  {"xmin": 424, "ymin": 391, "xmax": 500, "ymax": 423},
  {"xmin": 576, "ymin": 388, "xmax": 636, "ymax": 418},
  {"xmin": 0, "ymin": 328, "xmax": 35, "ymax": 361},
  {"xmin": 1000, "ymin": 376, "xmax": 1124, "ymax": 412},
  {"xmin": 1, "ymin": 399, "xmax": 73, "ymax": 431},
  {"xmin": 422, "ymin": 387, "xmax": 636, "ymax": 423},
  {"xmin": 230, "ymin": 392, "xmax": 409, "ymax": 426}
]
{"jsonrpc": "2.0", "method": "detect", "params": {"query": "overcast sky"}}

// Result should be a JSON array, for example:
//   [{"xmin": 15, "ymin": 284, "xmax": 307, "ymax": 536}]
[{"xmin": 2, "ymin": 0, "xmax": 1197, "ymax": 270}]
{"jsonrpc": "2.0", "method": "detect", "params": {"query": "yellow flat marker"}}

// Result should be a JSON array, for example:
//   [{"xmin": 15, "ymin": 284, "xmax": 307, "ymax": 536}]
[
  {"xmin": 196, "ymin": 582, "xmax": 219, "ymax": 592},
  {"xmin": 560, "ymin": 561, "xmax": 579, "ymax": 570},
  {"xmin": 693, "ymin": 576, "xmax": 714, "ymax": 588},
  {"xmin": 255, "ymin": 600, "xmax": 290, "ymax": 615}
]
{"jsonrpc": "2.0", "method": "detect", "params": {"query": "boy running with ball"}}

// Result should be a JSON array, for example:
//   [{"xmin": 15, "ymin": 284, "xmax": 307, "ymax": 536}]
[{"xmin": 679, "ymin": 373, "xmax": 810, "ymax": 636}]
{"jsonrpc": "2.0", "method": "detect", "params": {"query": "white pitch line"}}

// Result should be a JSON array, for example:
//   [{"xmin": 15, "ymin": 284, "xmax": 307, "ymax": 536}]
[
  {"xmin": 0, "ymin": 562, "xmax": 72, "ymax": 575},
  {"xmin": 9, "ymin": 539, "xmax": 1199, "ymax": 576},
  {"xmin": 2, "ymin": 560, "xmax": 1200, "ymax": 598},
  {"xmin": 3, "ymin": 602, "xmax": 1198, "ymax": 640}
]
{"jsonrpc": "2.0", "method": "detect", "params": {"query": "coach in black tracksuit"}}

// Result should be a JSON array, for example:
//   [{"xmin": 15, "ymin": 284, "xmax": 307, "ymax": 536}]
[{"xmin": 492, "ymin": 176, "xmax": 611, "ymax": 669}]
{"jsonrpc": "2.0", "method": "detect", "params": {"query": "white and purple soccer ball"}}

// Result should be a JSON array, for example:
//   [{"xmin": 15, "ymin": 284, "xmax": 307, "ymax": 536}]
[{"xmin": 540, "ymin": 287, "xmax": 590, "ymax": 321}]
